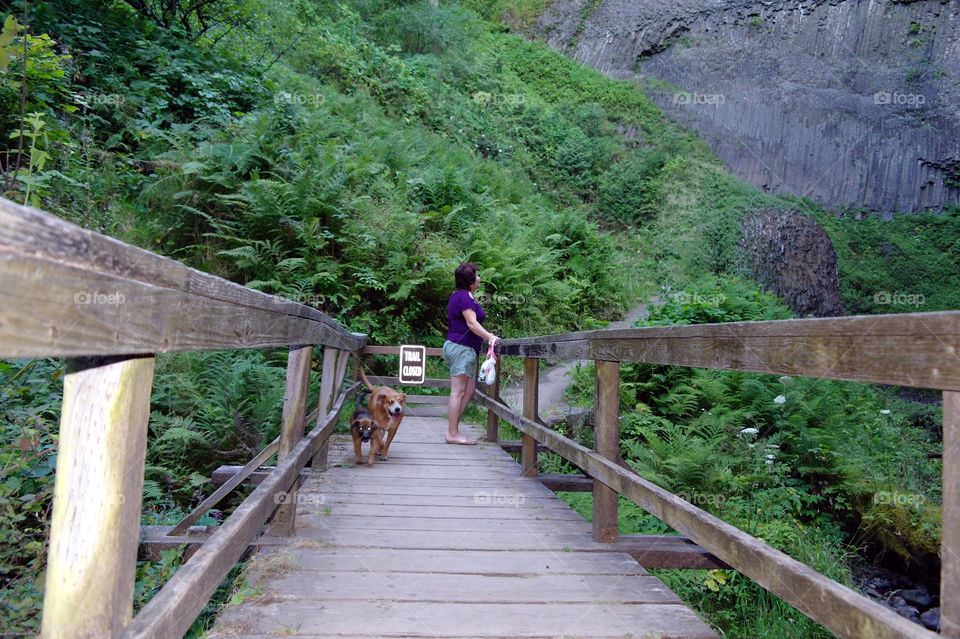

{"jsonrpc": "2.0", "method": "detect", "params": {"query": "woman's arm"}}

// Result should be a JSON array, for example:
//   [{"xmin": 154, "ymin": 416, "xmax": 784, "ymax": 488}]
[{"xmin": 462, "ymin": 309, "xmax": 498, "ymax": 345}]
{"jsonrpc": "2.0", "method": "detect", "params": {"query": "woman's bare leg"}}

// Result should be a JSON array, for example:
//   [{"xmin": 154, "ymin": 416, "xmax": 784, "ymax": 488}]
[{"xmin": 446, "ymin": 373, "xmax": 476, "ymax": 444}]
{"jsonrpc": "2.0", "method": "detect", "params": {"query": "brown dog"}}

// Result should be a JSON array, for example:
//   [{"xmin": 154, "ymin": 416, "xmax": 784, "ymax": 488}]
[
  {"xmin": 350, "ymin": 408, "xmax": 384, "ymax": 466},
  {"xmin": 358, "ymin": 366, "xmax": 406, "ymax": 461}
]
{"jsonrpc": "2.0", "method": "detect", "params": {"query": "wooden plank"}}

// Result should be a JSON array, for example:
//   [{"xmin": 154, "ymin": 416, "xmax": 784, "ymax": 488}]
[
  {"xmin": 309, "ymin": 347, "xmax": 340, "ymax": 470},
  {"xmin": 498, "ymin": 312, "xmax": 960, "ymax": 390},
  {"xmin": 366, "ymin": 375, "xmax": 451, "ymax": 388},
  {"xmin": 0, "ymin": 199, "xmax": 365, "ymax": 357},
  {"xmin": 538, "ymin": 474, "xmax": 593, "ymax": 492},
  {"xmin": 611, "ymin": 535, "xmax": 728, "ymax": 569},
  {"xmin": 474, "ymin": 390, "xmax": 937, "ymax": 639},
  {"xmin": 303, "ymin": 515, "xmax": 594, "ymax": 533},
  {"xmin": 486, "ymin": 355, "xmax": 502, "ymax": 441},
  {"xmin": 944, "ymin": 390, "xmax": 960, "ymax": 638},
  {"xmin": 497, "ymin": 440, "xmax": 550, "ymax": 454},
  {"xmin": 363, "ymin": 345, "xmax": 444, "ymax": 357},
  {"xmin": 120, "ymin": 383, "xmax": 359, "ymax": 639},
  {"xmin": 259, "ymin": 571, "xmax": 682, "ymax": 604},
  {"xmin": 299, "ymin": 504, "xmax": 585, "ymax": 521},
  {"xmin": 593, "ymin": 359, "xmax": 619, "ymax": 543},
  {"xmin": 170, "ymin": 438, "xmax": 280, "ymax": 536},
  {"xmin": 211, "ymin": 466, "xmax": 310, "ymax": 487},
  {"xmin": 522, "ymin": 357, "xmax": 538, "ymax": 478},
  {"xmin": 41, "ymin": 355, "xmax": 155, "ymax": 639},
  {"xmin": 211, "ymin": 601, "xmax": 716, "ymax": 638},
  {"xmin": 404, "ymin": 394, "xmax": 450, "ymax": 404},
  {"xmin": 269, "ymin": 346, "xmax": 313, "ymax": 536},
  {"xmin": 279, "ymin": 548, "xmax": 647, "ymax": 575}
]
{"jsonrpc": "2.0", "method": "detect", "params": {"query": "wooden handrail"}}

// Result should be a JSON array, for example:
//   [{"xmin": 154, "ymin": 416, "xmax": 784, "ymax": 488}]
[
  {"xmin": 0, "ymin": 198, "xmax": 364, "ymax": 357},
  {"xmin": 121, "ymin": 382, "xmax": 360, "ymax": 639},
  {"xmin": 474, "ymin": 389, "xmax": 936, "ymax": 639},
  {"xmin": 497, "ymin": 311, "xmax": 960, "ymax": 391}
]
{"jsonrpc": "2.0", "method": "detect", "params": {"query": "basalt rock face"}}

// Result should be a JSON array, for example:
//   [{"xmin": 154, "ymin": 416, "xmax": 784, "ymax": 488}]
[
  {"xmin": 534, "ymin": 0, "xmax": 960, "ymax": 214},
  {"xmin": 738, "ymin": 209, "xmax": 846, "ymax": 316}
]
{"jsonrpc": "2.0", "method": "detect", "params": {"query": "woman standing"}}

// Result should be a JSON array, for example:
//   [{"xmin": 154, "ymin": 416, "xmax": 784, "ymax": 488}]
[{"xmin": 443, "ymin": 262, "xmax": 498, "ymax": 445}]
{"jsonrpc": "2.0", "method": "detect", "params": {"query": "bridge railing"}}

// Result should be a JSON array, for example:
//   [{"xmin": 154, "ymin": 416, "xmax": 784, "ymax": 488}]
[
  {"xmin": 476, "ymin": 311, "xmax": 960, "ymax": 639},
  {"xmin": 0, "ymin": 197, "xmax": 367, "ymax": 639}
]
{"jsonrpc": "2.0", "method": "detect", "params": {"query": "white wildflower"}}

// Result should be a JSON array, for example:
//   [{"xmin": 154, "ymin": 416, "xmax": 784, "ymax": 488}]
[
  {"xmin": 740, "ymin": 427, "xmax": 759, "ymax": 436},
  {"xmin": 779, "ymin": 376, "xmax": 793, "ymax": 384},
  {"xmin": 880, "ymin": 409, "xmax": 891, "ymax": 415},
  {"xmin": 774, "ymin": 395, "xmax": 786, "ymax": 405}
]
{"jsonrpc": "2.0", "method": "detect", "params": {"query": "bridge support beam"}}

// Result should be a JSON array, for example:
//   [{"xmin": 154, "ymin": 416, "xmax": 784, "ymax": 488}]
[
  {"xmin": 269, "ymin": 345, "xmax": 313, "ymax": 536},
  {"xmin": 41, "ymin": 355, "xmax": 155, "ymax": 639},
  {"xmin": 485, "ymin": 354, "xmax": 501, "ymax": 442},
  {"xmin": 944, "ymin": 390, "xmax": 960, "ymax": 638},
  {"xmin": 593, "ymin": 359, "xmax": 619, "ymax": 543},
  {"xmin": 521, "ymin": 357, "xmax": 539, "ymax": 477}
]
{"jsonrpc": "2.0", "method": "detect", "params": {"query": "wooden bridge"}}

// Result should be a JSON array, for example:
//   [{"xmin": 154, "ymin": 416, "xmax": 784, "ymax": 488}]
[{"xmin": 1, "ymin": 196, "xmax": 958, "ymax": 639}]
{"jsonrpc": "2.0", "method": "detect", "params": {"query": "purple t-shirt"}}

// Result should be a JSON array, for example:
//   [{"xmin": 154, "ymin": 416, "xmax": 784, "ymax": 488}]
[{"xmin": 446, "ymin": 289, "xmax": 487, "ymax": 353}]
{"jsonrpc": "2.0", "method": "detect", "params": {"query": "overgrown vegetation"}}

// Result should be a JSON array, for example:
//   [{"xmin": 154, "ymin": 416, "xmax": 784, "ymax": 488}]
[
  {"xmin": 0, "ymin": 0, "xmax": 952, "ymax": 636},
  {"xmin": 560, "ymin": 275, "xmax": 941, "ymax": 638}
]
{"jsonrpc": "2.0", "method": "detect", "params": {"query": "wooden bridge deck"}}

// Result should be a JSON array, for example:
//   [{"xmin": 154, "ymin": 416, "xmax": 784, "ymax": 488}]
[{"xmin": 209, "ymin": 416, "xmax": 716, "ymax": 639}]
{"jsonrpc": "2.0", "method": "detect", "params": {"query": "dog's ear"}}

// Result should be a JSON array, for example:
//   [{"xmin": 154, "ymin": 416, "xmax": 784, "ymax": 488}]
[
  {"xmin": 399, "ymin": 393, "xmax": 407, "ymax": 405},
  {"xmin": 351, "ymin": 419, "xmax": 361, "ymax": 429}
]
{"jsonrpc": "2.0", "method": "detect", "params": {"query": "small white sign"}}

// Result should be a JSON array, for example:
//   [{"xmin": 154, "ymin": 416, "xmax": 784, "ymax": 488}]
[{"xmin": 398, "ymin": 345, "xmax": 426, "ymax": 385}]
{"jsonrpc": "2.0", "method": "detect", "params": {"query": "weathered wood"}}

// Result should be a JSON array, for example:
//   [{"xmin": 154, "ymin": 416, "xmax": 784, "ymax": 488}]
[
  {"xmin": 209, "ymin": 414, "xmax": 716, "ymax": 639},
  {"xmin": 309, "ymin": 347, "xmax": 339, "ymax": 470},
  {"xmin": 611, "ymin": 535, "xmax": 728, "ymax": 569},
  {"xmin": 944, "ymin": 390, "xmax": 960, "ymax": 638},
  {"xmin": 538, "ymin": 473, "xmax": 594, "ymax": 492},
  {"xmin": 211, "ymin": 466, "xmax": 310, "ymax": 487},
  {"xmin": 213, "ymin": 600, "xmax": 715, "ymax": 638},
  {"xmin": 363, "ymin": 345, "xmax": 444, "ymax": 357},
  {"xmin": 593, "ymin": 359, "xmax": 619, "ymax": 543},
  {"xmin": 404, "ymin": 394, "xmax": 450, "ymax": 404},
  {"xmin": 120, "ymin": 383, "xmax": 358, "ymax": 639},
  {"xmin": 42, "ymin": 355, "xmax": 155, "ymax": 639},
  {"xmin": 269, "ymin": 346, "xmax": 313, "ymax": 536},
  {"xmin": 366, "ymin": 375, "xmax": 451, "ymax": 388},
  {"xmin": 496, "ymin": 440, "xmax": 550, "ymax": 454},
  {"xmin": 521, "ymin": 357, "xmax": 538, "ymax": 478},
  {"xmin": 169, "ymin": 438, "xmax": 280, "ymax": 537},
  {"xmin": 474, "ymin": 390, "xmax": 934, "ymax": 639},
  {"xmin": 0, "ymin": 199, "xmax": 365, "ymax": 358},
  {"xmin": 486, "ymin": 355, "xmax": 502, "ymax": 441},
  {"xmin": 497, "ymin": 312, "xmax": 960, "ymax": 391}
]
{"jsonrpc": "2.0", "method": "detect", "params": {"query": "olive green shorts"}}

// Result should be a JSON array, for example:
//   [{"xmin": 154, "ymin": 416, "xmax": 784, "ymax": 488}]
[{"xmin": 443, "ymin": 340, "xmax": 478, "ymax": 378}]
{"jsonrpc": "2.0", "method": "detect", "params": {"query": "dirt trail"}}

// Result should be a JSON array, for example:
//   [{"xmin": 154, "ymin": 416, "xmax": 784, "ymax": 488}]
[{"xmin": 500, "ymin": 301, "xmax": 653, "ymax": 421}]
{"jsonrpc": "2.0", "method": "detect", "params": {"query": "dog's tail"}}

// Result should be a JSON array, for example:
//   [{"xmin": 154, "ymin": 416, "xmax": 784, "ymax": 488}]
[
  {"xmin": 356, "ymin": 389, "xmax": 370, "ymax": 411},
  {"xmin": 358, "ymin": 361, "xmax": 375, "ymax": 392}
]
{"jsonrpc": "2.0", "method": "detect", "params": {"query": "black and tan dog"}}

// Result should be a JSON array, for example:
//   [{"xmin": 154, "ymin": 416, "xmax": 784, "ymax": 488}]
[
  {"xmin": 350, "ymin": 404, "xmax": 385, "ymax": 466},
  {"xmin": 358, "ymin": 366, "xmax": 406, "ymax": 461}
]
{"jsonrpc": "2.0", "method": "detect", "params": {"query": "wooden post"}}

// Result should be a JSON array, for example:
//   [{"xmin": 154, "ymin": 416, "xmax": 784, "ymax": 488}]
[
  {"xmin": 309, "ymin": 347, "xmax": 340, "ymax": 470},
  {"xmin": 41, "ymin": 355, "xmax": 155, "ymax": 639},
  {"xmin": 486, "ymin": 354, "xmax": 501, "ymax": 442},
  {"xmin": 521, "ymin": 357, "xmax": 538, "ymax": 478},
  {"xmin": 269, "ymin": 345, "xmax": 313, "ymax": 536},
  {"xmin": 943, "ymin": 390, "xmax": 960, "ymax": 637},
  {"xmin": 593, "ymin": 359, "xmax": 620, "ymax": 543}
]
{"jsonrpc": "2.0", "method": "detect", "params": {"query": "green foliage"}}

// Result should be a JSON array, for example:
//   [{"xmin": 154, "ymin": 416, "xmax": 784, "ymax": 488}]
[{"xmin": 816, "ymin": 207, "xmax": 960, "ymax": 314}]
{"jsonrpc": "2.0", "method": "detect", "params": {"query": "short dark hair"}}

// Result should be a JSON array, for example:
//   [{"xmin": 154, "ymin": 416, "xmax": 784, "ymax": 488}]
[{"xmin": 455, "ymin": 262, "xmax": 478, "ymax": 290}]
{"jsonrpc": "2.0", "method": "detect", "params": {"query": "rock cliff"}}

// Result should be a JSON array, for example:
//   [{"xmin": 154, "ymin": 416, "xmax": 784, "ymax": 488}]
[{"xmin": 534, "ymin": 0, "xmax": 960, "ymax": 214}]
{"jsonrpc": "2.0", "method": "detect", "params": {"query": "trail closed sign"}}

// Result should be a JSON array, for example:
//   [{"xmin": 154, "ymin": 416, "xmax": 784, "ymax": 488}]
[{"xmin": 399, "ymin": 345, "xmax": 426, "ymax": 385}]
